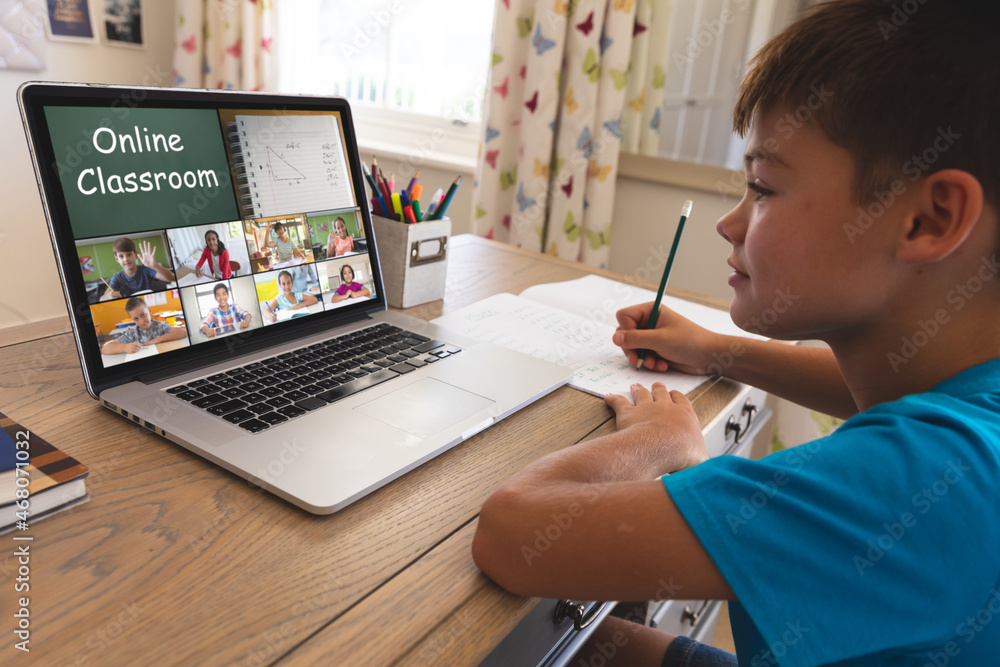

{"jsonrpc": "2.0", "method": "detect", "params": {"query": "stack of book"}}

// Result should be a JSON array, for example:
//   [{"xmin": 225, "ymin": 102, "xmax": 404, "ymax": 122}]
[{"xmin": 1, "ymin": 411, "xmax": 89, "ymax": 534}]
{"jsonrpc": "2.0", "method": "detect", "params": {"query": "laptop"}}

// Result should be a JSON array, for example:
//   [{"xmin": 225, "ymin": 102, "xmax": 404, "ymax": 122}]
[{"xmin": 18, "ymin": 82, "xmax": 572, "ymax": 514}]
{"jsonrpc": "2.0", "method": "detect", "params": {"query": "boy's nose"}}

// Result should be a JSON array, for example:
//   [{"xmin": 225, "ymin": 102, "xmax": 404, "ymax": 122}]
[{"xmin": 716, "ymin": 204, "xmax": 747, "ymax": 245}]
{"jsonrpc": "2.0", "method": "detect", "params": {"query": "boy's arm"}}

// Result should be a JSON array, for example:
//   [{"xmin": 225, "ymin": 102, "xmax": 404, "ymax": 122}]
[
  {"xmin": 138, "ymin": 241, "xmax": 176, "ymax": 282},
  {"xmin": 148, "ymin": 326, "xmax": 187, "ymax": 344},
  {"xmin": 152, "ymin": 265, "xmax": 176, "ymax": 283},
  {"xmin": 472, "ymin": 384, "xmax": 733, "ymax": 602},
  {"xmin": 102, "ymin": 334, "xmax": 140, "ymax": 354},
  {"xmin": 613, "ymin": 303, "xmax": 857, "ymax": 419}
]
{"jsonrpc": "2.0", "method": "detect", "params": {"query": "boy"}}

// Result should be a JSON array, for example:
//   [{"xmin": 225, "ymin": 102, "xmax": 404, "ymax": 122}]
[
  {"xmin": 199, "ymin": 282, "xmax": 252, "ymax": 337},
  {"xmin": 102, "ymin": 297, "xmax": 187, "ymax": 354},
  {"xmin": 100, "ymin": 237, "xmax": 176, "ymax": 301},
  {"xmin": 472, "ymin": 1, "xmax": 1000, "ymax": 665}
]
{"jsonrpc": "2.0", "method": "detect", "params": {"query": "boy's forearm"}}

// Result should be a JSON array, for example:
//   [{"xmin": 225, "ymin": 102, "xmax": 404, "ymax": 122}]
[
  {"xmin": 716, "ymin": 337, "xmax": 857, "ymax": 418},
  {"xmin": 502, "ymin": 423, "xmax": 698, "ymax": 491}
]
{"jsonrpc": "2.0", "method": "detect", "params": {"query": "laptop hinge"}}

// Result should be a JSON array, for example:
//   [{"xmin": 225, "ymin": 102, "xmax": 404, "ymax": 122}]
[{"xmin": 136, "ymin": 312, "xmax": 373, "ymax": 385}]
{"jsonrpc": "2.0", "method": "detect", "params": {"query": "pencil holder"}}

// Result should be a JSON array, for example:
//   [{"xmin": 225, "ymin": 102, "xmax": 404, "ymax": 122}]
[{"xmin": 370, "ymin": 215, "xmax": 451, "ymax": 309}]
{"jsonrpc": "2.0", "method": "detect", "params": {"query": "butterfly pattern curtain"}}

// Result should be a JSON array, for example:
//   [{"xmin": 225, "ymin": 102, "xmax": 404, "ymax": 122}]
[
  {"xmin": 172, "ymin": 0, "xmax": 276, "ymax": 91},
  {"xmin": 475, "ymin": 0, "xmax": 673, "ymax": 267}
]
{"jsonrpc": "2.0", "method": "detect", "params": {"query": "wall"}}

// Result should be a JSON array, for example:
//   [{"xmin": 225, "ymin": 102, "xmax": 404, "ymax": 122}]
[
  {"xmin": 609, "ymin": 176, "xmax": 740, "ymax": 302},
  {"xmin": 0, "ymin": 0, "xmax": 176, "ymax": 331}
]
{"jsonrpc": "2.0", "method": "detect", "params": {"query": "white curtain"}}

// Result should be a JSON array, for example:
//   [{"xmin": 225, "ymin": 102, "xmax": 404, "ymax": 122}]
[{"xmin": 173, "ymin": 0, "xmax": 276, "ymax": 90}]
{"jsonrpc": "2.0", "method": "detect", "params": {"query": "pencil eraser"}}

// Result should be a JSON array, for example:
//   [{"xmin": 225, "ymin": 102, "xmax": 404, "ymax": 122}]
[{"xmin": 681, "ymin": 200, "xmax": 693, "ymax": 217}]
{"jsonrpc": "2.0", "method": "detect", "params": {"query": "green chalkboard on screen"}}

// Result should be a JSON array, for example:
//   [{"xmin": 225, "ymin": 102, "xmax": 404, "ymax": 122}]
[{"xmin": 43, "ymin": 106, "xmax": 240, "ymax": 239}]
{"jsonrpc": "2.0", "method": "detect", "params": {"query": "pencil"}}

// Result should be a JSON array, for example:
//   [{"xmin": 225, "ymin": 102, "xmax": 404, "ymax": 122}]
[
  {"xmin": 637, "ymin": 199, "xmax": 693, "ymax": 369},
  {"xmin": 429, "ymin": 177, "xmax": 461, "ymax": 220}
]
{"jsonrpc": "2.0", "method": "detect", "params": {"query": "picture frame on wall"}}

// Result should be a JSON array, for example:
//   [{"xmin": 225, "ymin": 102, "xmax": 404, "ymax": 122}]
[
  {"xmin": 102, "ymin": 0, "xmax": 142, "ymax": 48},
  {"xmin": 44, "ymin": 0, "xmax": 98, "ymax": 43}
]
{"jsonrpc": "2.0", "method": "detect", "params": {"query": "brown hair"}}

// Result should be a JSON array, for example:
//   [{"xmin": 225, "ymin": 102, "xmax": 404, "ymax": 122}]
[
  {"xmin": 113, "ymin": 237, "xmax": 136, "ymax": 254},
  {"xmin": 733, "ymin": 0, "xmax": 999, "ymax": 206},
  {"xmin": 124, "ymin": 296, "xmax": 146, "ymax": 315}
]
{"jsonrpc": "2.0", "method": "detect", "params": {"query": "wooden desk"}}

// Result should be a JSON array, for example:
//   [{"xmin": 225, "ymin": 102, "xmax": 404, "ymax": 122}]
[{"xmin": 0, "ymin": 235, "xmax": 741, "ymax": 665}]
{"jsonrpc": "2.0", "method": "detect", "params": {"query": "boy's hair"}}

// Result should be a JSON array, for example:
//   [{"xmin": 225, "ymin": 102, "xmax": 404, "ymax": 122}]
[
  {"xmin": 213, "ymin": 282, "xmax": 229, "ymax": 297},
  {"xmin": 734, "ymin": 0, "xmax": 1000, "ymax": 207},
  {"xmin": 124, "ymin": 296, "xmax": 146, "ymax": 315},
  {"xmin": 113, "ymin": 237, "xmax": 136, "ymax": 255}
]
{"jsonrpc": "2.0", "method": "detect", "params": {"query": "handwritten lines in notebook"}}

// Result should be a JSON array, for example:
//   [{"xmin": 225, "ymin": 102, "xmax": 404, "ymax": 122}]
[{"xmin": 233, "ymin": 114, "xmax": 355, "ymax": 218}]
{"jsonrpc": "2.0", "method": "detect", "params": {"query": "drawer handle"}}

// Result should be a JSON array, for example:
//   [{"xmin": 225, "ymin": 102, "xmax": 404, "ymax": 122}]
[
  {"xmin": 682, "ymin": 600, "xmax": 711, "ymax": 626},
  {"xmin": 725, "ymin": 399, "xmax": 758, "ymax": 445},
  {"xmin": 553, "ymin": 600, "xmax": 611, "ymax": 631}
]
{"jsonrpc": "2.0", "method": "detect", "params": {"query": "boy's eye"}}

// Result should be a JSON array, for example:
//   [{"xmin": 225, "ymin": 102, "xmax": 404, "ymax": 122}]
[{"xmin": 746, "ymin": 181, "xmax": 773, "ymax": 200}]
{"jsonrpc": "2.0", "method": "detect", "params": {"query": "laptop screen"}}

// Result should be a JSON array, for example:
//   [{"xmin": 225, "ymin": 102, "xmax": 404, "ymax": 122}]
[{"xmin": 20, "ymin": 84, "xmax": 385, "ymax": 394}]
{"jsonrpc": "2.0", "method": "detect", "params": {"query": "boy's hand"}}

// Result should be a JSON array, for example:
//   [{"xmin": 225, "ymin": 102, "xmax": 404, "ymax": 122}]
[
  {"xmin": 613, "ymin": 303, "xmax": 723, "ymax": 375},
  {"xmin": 124, "ymin": 341, "xmax": 141, "ymax": 353},
  {"xmin": 103, "ymin": 287, "xmax": 121, "ymax": 301},
  {"xmin": 240, "ymin": 317, "xmax": 251, "ymax": 330},
  {"xmin": 204, "ymin": 328, "xmax": 217, "ymax": 338},
  {"xmin": 138, "ymin": 240, "xmax": 156, "ymax": 267},
  {"xmin": 605, "ymin": 383, "xmax": 708, "ymax": 471}
]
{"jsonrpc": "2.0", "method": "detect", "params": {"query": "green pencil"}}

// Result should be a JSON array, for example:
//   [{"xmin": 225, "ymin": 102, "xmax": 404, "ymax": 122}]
[{"xmin": 637, "ymin": 199, "xmax": 693, "ymax": 370}]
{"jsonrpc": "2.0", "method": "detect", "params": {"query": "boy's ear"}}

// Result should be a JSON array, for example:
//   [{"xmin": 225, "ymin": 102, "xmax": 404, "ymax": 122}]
[{"xmin": 896, "ymin": 169, "xmax": 984, "ymax": 264}]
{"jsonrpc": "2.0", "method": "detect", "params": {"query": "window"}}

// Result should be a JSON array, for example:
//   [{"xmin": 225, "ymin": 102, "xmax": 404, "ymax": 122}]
[
  {"xmin": 277, "ymin": 0, "xmax": 496, "ymax": 163},
  {"xmin": 648, "ymin": 0, "xmax": 811, "ymax": 169}
]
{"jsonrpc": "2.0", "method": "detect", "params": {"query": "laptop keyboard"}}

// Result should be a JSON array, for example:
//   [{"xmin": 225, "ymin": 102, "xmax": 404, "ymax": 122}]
[{"xmin": 164, "ymin": 323, "xmax": 461, "ymax": 433}]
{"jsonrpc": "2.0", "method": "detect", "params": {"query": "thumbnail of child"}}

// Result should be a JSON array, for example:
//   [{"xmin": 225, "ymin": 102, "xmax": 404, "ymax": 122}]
[
  {"xmin": 199, "ymin": 282, "xmax": 253, "ymax": 337},
  {"xmin": 326, "ymin": 216, "xmax": 354, "ymax": 257},
  {"xmin": 262, "ymin": 269, "xmax": 319, "ymax": 323},
  {"xmin": 100, "ymin": 237, "xmax": 176, "ymax": 301},
  {"xmin": 101, "ymin": 296, "xmax": 187, "ymax": 354},
  {"xmin": 329, "ymin": 263, "xmax": 371, "ymax": 304}
]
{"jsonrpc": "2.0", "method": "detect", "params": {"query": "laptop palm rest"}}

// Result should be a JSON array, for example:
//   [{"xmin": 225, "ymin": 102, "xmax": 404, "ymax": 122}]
[{"xmin": 355, "ymin": 378, "xmax": 495, "ymax": 439}]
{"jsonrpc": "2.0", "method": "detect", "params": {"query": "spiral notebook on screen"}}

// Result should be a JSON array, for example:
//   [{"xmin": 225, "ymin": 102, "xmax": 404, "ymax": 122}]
[{"xmin": 19, "ymin": 82, "xmax": 572, "ymax": 515}]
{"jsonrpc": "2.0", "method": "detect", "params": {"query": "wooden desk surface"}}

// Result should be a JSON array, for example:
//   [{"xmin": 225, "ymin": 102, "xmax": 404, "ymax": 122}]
[{"xmin": 0, "ymin": 235, "xmax": 738, "ymax": 665}]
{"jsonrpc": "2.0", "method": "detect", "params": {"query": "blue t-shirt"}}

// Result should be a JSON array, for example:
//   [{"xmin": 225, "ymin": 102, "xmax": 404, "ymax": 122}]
[
  {"xmin": 109, "ymin": 265, "xmax": 159, "ymax": 296},
  {"xmin": 664, "ymin": 358, "xmax": 1000, "ymax": 666}
]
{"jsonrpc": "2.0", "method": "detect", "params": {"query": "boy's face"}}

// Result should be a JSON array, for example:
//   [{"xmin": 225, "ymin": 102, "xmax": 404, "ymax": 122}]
[
  {"xmin": 128, "ymin": 304, "xmax": 152, "ymax": 329},
  {"xmin": 215, "ymin": 288, "xmax": 229, "ymax": 309},
  {"xmin": 716, "ymin": 108, "xmax": 899, "ymax": 341},
  {"xmin": 115, "ymin": 250, "xmax": 137, "ymax": 273}
]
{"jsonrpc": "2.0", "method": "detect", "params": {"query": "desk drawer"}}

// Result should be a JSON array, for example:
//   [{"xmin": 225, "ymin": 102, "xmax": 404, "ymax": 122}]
[{"xmin": 479, "ymin": 599, "xmax": 615, "ymax": 667}]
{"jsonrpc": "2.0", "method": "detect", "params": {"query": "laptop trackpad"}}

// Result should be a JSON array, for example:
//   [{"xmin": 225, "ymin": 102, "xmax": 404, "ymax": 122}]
[{"xmin": 355, "ymin": 378, "xmax": 495, "ymax": 439}]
